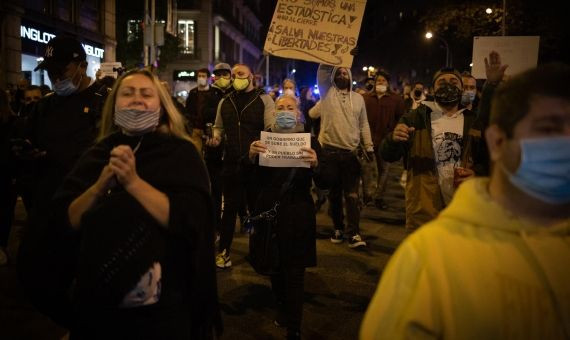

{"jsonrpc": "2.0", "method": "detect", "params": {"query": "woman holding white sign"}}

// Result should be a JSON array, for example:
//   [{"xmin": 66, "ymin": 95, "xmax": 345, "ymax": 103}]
[{"xmin": 248, "ymin": 94, "xmax": 320, "ymax": 340}]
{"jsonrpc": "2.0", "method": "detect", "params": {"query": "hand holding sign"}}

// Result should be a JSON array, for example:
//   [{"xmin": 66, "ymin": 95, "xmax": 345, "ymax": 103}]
[
  {"xmin": 300, "ymin": 147, "xmax": 318, "ymax": 168},
  {"xmin": 249, "ymin": 140, "xmax": 268, "ymax": 161}
]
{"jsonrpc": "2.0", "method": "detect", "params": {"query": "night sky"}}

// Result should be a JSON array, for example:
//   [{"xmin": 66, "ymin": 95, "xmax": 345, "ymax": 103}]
[{"xmin": 261, "ymin": 0, "xmax": 569, "ymax": 89}]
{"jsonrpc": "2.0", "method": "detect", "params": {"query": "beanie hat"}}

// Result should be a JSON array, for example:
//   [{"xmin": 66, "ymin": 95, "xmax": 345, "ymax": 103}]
[{"xmin": 432, "ymin": 67, "xmax": 463, "ymax": 86}]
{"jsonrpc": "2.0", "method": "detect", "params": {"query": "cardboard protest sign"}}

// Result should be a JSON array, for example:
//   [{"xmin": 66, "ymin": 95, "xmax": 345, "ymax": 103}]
[
  {"xmin": 471, "ymin": 36, "xmax": 540, "ymax": 79},
  {"xmin": 264, "ymin": 0, "xmax": 367, "ymax": 68},
  {"xmin": 98, "ymin": 62, "xmax": 123, "ymax": 79},
  {"xmin": 259, "ymin": 131, "xmax": 311, "ymax": 168}
]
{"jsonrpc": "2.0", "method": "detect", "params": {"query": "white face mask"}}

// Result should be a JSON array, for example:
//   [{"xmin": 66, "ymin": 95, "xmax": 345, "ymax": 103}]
[
  {"xmin": 376, "ymin": 85, "xmax": 387, "ymax": 93},
  {"xmin": 114, "ymin": 107, "xmax": 161, "ymax": 135},
  {"xmin": 197, "ymin": 77, "xmax": 207, "ymax": 87},
  {"xmin": 283, "ymin": 89, "xmax": 295, "ymax": 97}
]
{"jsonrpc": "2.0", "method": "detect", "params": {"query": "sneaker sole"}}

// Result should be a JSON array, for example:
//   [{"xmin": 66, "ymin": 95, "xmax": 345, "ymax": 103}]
[
  {"xmin": 216, "ymin": 261, "xmax": 232, "ymax": 269},
  {"xmin": 348, "ymin": 241, "xmax": 367, "ymax": 248}
]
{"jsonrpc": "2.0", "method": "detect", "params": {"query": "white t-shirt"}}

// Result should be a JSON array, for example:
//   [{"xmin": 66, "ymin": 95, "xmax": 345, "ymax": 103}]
[{"xmin": 431, "ymin": 106, "xmax": 465, "ymax": 205}]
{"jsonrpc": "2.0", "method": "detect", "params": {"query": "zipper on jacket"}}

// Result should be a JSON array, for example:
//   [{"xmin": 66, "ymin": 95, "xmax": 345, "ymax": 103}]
[{"xmin": 229, "ymin": 90, "xmax": 262, "ymax": 157}]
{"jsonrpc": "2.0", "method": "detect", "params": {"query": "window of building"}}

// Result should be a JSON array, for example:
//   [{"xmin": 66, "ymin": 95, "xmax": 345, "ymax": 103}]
[
  {"xmin": 23, "ymin": 0, "xmax": 51, "ymax": 14},
  {"xmin": 178, "ymin": 19, "xmax": 196, "ymax": 55},
  {"xmin": 128, "ymin": 20, "xmax": 142, "ymax": 42},
  {"xmin": 79, "ymin": 0, "xmax": 101, "ymax": 32},
  {"xmin": 56, "ymin": 0, "xmax": 72, "ymax": 22}
]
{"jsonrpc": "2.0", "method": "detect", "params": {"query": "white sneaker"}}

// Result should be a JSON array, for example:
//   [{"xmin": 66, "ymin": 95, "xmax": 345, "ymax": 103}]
[
  {"xmin": 215, "ymin": 249, "xmax": 232, "ymax": 269},
  {"xmin": 348, "ymin": 234, "xmax": 367, "ymax": 248}
]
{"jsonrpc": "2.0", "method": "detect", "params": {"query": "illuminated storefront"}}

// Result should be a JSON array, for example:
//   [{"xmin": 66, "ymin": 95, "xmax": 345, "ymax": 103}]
[{"xmin": 20, "ymin": 20, "xmax": 105, "ymax": 87}]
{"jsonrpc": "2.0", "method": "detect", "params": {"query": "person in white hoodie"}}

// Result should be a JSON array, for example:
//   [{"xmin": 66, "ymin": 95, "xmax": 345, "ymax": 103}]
[
  {"xmin": 309, "ymin": 64, "xmax": 374, "ymax": 248},
  {"xmin": 361, "ymin": 63, "xmax": 570, "ymax": 339}
]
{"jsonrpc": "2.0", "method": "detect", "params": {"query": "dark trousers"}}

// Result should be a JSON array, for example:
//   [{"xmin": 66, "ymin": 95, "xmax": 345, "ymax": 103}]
[
  {"xmin": 219, "ymin": 165, "xmax": 259, "ymax": 254},
  {"xmin": 205, "ymin": 159, "xmax": 223, "ymax": 232},
  {"xmin": 271, "ymin": 266, "xmax": 305, "ymax": 334},
  {"xmin": 320, "ymin": 146, "xmax": 361, "ymax": 236},
  {"xmin": 0, "ymin": 174, "xmax": 15, "ymax": 247}
]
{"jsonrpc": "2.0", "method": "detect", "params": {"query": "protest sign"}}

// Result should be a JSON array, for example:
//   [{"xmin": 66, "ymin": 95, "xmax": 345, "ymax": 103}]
[
  {"xmin": 259, "ymin": 131, "xmax": 311, "ymax": 168},
  {"xmin": 98, "ymin": 62, "xmax": 123, "ymax": 79},
  {"xmin": 471, "ymin": 36, "xmax": 540, "ymax": 79},
  {"xmin": 264, "ymin": 0, "xmax": 367, "ymax": 68}
]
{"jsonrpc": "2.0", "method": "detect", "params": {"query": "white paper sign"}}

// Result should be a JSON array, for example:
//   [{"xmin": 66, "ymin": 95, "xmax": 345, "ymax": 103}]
[
  {"xmin": 99, "ymin": 62, "xmax": 123, "ymax": 79},
  {"xmin": 471, "ymin": 36, "xmax": 540, "ymax": 79},
  {"xmin": 264, "ymin": 0, "xmax": 367, "ymax": 68},
  {"xmin": 259, "ymin": 131, "xmax": 311, "ymax": 168}
]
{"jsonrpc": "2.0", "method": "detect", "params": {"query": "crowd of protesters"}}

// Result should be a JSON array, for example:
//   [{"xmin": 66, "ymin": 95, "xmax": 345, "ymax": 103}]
[{"xmin": 1, "ymin": 32, "xmax": 569, "ymax": 340}]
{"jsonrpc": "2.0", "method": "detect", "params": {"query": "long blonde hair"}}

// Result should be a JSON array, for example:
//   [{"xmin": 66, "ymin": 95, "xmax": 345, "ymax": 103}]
[{"xmin": 97, "ymin": 69, "xmax": 192, "ymax": 143}]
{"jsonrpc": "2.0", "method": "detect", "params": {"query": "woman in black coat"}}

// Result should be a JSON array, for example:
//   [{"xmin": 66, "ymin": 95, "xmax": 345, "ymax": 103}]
[
  {"xmin": 38, "ymin": 69, "xmax": 221, "ymax": 339},
  {"xmin": 248, "ymin": 94, "xmax": 319, "ymax": 340}
]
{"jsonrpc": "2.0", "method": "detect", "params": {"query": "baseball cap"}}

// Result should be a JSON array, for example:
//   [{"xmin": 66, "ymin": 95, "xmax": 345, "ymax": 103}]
[
  {"xmin": 34, "ymin": 36, "xmax": 87, "ymax": 71},
  {"xmin": 213, "ymin": 63, "xmax": 231, "ymax": 75}
]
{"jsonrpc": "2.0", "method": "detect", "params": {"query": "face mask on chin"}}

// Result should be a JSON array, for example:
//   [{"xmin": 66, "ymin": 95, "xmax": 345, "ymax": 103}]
[
  {"xmin": 53, "ymin": 67, "xmax": 82, "ymax": 96},
  {"xmin": 114, "ymin": 107, "xmax": 161, "ymax": 136}
]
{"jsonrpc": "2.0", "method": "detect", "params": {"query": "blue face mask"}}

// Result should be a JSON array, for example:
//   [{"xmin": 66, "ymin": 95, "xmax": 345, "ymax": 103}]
[
  {"xmin": 275, "ymin": 111, "xmax": 297, "ymax": 129},
  {"xmin": 505, "ymin": 136, "xmax": 570, "ymax": 204},
  {"xmin": 53, "ymin": 68, "xmax": 81, "ymax": 96},
  {"xmin": 461, "ymin": 90, "xmax": 476, "ymax": 105}
]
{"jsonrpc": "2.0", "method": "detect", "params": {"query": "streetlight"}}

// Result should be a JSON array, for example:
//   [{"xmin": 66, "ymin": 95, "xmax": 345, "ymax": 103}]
[
  {"xmin": 362, "ymin": 66, "xmax": 368, "ymax": 71},
  {"xmin": 425, "ymin": 31, "xmax": 451, "ymax": 67},
  {"xmin": 486, "ymin": 0, "xmax": 506, "ymax": 35}
]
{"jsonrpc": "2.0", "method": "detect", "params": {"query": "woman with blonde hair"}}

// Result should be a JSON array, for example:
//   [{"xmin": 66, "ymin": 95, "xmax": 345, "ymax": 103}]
[{"xmin": 51, "ymin": 69, "xmax": 221, "ymax": 338}]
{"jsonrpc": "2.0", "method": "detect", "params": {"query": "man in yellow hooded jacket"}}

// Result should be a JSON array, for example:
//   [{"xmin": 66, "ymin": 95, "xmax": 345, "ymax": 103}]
[{"xmin": 361, "ymin": 63, "xmax": 570, "ymax": 339}]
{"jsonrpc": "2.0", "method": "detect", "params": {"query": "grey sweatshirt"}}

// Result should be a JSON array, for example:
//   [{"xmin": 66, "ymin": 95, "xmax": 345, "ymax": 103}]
[{"xmin": 309, "ymin": 64, "xmax": 373, "ymax": 151}]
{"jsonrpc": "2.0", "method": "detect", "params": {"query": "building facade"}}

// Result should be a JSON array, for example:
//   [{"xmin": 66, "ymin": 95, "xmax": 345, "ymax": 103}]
[
  {"xmin": 0, "ymin": 0, "xmax": 117, "ymax": 89},
  {"xmin": 164, "ymin": 0, "xmax": 263, "ymax": 99}
]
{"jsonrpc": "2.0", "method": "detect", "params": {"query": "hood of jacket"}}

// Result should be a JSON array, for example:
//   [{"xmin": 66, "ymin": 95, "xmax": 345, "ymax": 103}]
[{"xmin": 440, "ymin": 177, "xmax": 570, "ymax": 235}]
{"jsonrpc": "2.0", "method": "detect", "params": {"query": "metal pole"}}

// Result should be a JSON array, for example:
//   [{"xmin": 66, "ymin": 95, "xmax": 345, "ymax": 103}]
[
  {"xmin": 151, "ymin": 0, "xmax": 156, "ymax": 66},
  {"xmin": 265, "ymin": 55, "xmax": 269, "ymax": 87},
  {"xmin": 144, "ymin": 0, "xmax": 149, "ymax": 66},
  {"xmin": 502, "ymin": 0, "xmax": 506, "ymax": 36}
]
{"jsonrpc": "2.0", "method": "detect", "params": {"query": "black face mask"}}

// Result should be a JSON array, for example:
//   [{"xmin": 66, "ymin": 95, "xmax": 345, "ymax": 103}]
[
  {"xmin": 366, "ymin": 83, "xmax": 374, "ymax": 91},
  {"xmin": 335, "ymin": 77, "xmax": 350, "ymax": 90},
  {"xmin": 413, "ymin": 89, "xmax": 423, "ymax": 98},
  {"xmin": 434, "ymin": 82, "xmax": 461, "ymax": 107}
]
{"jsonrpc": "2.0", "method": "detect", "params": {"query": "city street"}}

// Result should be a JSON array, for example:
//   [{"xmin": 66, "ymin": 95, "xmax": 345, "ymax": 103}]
[{"xmin": 0, "ymin": 162, "xmax": 409, "ymax": 340}]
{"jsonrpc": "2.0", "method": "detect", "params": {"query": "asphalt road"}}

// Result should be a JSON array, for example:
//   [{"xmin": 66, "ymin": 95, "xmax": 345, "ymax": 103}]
[{"xmin": 0, "ymin": 162, "xmax": 409, "ymax": 340}]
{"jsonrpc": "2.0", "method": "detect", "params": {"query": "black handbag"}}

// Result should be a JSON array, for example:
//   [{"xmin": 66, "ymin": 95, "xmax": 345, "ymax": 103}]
[{"xmin": 245, "ymin": 169, "xmax": 297, "ymax": 276}]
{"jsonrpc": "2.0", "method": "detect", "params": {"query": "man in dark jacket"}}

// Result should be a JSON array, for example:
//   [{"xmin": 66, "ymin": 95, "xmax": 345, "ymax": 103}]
[
  {"xmin": 17, "ymin": 35, "xmax": 106, "ymax": 328},
  {"xmin": 202, "ymin": 62, "xmax": 233, "ymax": 239},
  {"xmin": 362, "ymin": 70, "xmax": 405, "ymax": 208},
  {"xmin": 207, "ymin": 63, "xmax": 275, "ymax": 268},
  {"xmin": 185, "ymin": 67, "xmax": 213, "ymax": 151},
  {"xmin": 380, "ymin": 67, "xmax": 486, "ymax": 230}
]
